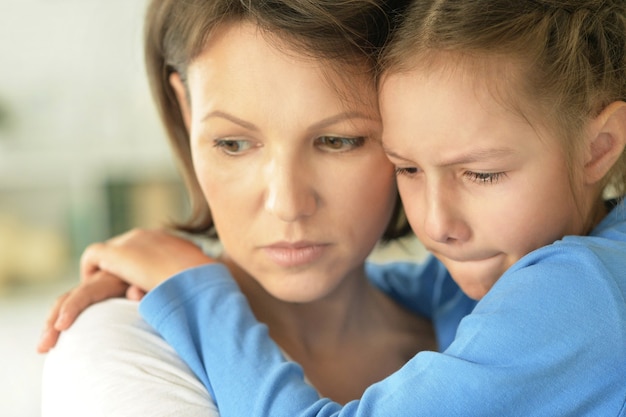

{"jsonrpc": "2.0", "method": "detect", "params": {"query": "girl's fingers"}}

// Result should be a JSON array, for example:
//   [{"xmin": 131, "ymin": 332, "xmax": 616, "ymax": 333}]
[
  {"xmin": 79, "ymin": 242, "xmax": 108, "ymax": 282},
  {"xmin": 126, "ymin": 285, "xmax": 147, "ymax": 301},
  {"xmin": 55, "ymin": 271, "xmax": 129, "ymax": 330},
  {"xmin": 37, "ymin": 327, "xmax": 61, "ymax": 354},
  {"xmin": 36, "ymin": 271, "xmax": 129, "ymax": 354},
  {"xmin": 37, "ymin": 292, "xmax": 71, "ymax": 354}
]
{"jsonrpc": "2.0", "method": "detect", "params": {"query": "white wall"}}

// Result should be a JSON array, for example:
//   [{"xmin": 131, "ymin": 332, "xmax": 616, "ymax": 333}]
[
  {"xmin": 0, "ymin": 0, "xmax": 180, "ymax": 284},
  {"xmin": 0, "ymin": 2, "xmax": 178, "ymax": 416},
  {"xmin": 0, "ymin": 0, "xmax": 173, "ymax": 181}
]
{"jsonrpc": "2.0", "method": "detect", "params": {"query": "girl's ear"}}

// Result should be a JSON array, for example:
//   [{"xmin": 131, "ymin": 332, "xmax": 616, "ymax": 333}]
[
  {"xmin": 584, "ymin": 101, "xmax": 626, "ymax": 185},
  {"xmin": 169, "ymin": 72, "xmax": 192, "ymax": 132}
]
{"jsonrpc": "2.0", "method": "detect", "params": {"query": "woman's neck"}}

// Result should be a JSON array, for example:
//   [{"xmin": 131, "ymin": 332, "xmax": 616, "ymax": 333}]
[
  {"xmin": 222, "ymin": 256, "xmax": 376, "ymax": 354},
  {"xmin": 218, "ymin": 254, "xmax": 437, "ymax": 404}
]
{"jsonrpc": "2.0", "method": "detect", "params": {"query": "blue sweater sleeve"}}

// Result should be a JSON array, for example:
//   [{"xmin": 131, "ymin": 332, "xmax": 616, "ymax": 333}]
[
  {"xmin": 140, "ymin": 244, "xmax": 626, "ymax": 416},
  {"xmin": 365, "ymin": 258, "xmax": 476, "ymax": 350},
  {"xmin": 140, "ymin": 265, "xmax": 331, "ymax": 414}
]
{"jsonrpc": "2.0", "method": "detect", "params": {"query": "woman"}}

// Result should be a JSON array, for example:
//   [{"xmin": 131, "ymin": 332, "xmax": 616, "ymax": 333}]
[{"xmin": 39, "ymin": 1, "xmax": 475, "ymax": 415}]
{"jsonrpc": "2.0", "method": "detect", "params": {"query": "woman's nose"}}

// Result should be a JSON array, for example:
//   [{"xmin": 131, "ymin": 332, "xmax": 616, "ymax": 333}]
[{"xmin": 263, "ymin": 159, "xmax": 318, "ymax": 222}]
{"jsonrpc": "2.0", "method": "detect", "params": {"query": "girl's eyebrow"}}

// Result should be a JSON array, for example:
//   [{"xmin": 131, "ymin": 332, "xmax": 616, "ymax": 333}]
[
  {"xmin": 436, "ymin": 147, "xmax": 517, "ymax": 167},
  {"xmin": 383, "ymin": 146, "xmax": 517, "ymax": 166},
  {"xmin": 382, "ymin": 146, "xmax": 413, "ymax": 162}
]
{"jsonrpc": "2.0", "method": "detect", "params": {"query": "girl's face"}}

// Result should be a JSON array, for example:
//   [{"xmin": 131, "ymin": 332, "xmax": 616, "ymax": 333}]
[
  {"xmin": 181, "ymin": 22, "xmax": 396, "ymax": 302},
  {"xmin": 380, "ymin": 64, "xmax": 587, "ymax": 300}
]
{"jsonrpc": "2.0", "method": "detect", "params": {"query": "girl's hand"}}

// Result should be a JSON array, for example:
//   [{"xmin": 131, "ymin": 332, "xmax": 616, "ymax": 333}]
[
  {"xmin": 80, "ymin": 228, "xmax": 215, "ymax": 291},
  {"xmin": 37, "ymin": 270, "xmax": 129, "ymax": 353},
  {"xmin": 37, "ymin": 229, "xmax": 215, "ymax": 354}
]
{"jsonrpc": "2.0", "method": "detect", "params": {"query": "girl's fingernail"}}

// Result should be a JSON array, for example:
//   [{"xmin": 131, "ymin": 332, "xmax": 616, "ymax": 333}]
[
  {"xmin": 37, "ymin": 329, "xmax": 51, "ymax": 347},
  {"xmin": 54, "ymin": 313, "xmax": 67, "ymax": 328}
]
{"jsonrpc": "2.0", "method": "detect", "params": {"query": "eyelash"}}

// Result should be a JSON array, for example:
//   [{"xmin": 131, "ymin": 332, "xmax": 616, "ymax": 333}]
[
  {"xmin": 394, "ymin": 167, "xmax": 418, "ymax": 177},
  {"xmin": 213, "ymin": 139, "xmax": 253, "ymax": 155},
  {"xmin": 315, "ymin": 136, "xmax": 366, "ymax": 152},
  {"xmin": 464, "ymin": 171, "xmax": 506, "ymax": 184},
  {"xmin": 394, "ymin": 167, "xmax": 507, "ymax": 185},
  {"xmin": 212, "ymin": 135, "xmax": 366, "ymax": 157}
]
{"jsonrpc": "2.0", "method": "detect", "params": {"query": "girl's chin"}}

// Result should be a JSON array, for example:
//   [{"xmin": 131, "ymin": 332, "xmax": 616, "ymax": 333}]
[
  {"xmin": 442, "ymin": 259, "xmax": 506, "ymax": 300},
  {"xmin": 457, "ymin": 281, "xmax": 492, "ymax": 300}
]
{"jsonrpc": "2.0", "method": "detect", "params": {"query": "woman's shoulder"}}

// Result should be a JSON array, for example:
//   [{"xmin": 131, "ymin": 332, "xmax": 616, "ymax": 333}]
[{"xmin": 42, "ymin": 299, "xmax": 216, "ymax": 417}]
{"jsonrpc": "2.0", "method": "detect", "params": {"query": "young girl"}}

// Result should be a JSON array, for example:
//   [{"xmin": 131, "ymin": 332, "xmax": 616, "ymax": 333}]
[
  {"xmin": 78, "ymin": 0, "xmax": 626, "ymax": 415},
  {"xmin": 39, "ymin": 0, "xmax": 476, "ymax": 415}
]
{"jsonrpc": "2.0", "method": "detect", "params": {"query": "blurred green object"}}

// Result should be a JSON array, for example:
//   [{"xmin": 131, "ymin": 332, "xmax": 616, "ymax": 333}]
[{"xmin": 0, "ymin": 96, "xmax": 12, "ymax": 131}]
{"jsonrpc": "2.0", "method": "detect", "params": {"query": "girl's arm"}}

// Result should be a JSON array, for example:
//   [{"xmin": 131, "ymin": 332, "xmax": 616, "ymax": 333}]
[
  {"xmin": 139, "ymin": 244, "xmax": 625, "ymax": 416},
  {"xmin": 138, "ymin": 260, "xmax": 478, "ymax": 416}
]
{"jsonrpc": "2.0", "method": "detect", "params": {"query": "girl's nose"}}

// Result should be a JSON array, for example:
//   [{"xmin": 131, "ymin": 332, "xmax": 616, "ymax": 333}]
[
  {"xmin": 264, "ymin": 159, "xmax": 318, "ymax": 222},
  {"xmin": 423, "ymin": 186, "xmax": 470, "ymax": 244}
]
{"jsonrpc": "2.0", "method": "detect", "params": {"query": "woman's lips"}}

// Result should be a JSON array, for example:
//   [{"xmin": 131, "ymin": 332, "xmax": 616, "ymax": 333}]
[{"xmin": 262, "ymin": 242, "xmax": 328, "ymax": 268}]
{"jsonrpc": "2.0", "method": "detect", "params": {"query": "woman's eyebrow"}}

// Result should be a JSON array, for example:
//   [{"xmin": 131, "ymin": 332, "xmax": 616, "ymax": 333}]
[
  {"xmin": 308, "ymin": 111, "xmax": 378, "ymax": 131},
  {"xmin": 201, "ymin": 110, "xmax": 376, "ymax": 132},
  {"xmin": 202, "ymin": 110, "xmax": 259, "ymax": 131}
]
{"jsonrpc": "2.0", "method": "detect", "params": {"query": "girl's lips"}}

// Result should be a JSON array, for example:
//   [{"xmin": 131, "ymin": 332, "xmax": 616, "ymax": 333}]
[
  {"xmin": 262, "ymin": 243, "xmax": 328, "ymax": 268},
  {"xmin": 427, "ymin": 245, "xmax": 501, "ymax": 263}
]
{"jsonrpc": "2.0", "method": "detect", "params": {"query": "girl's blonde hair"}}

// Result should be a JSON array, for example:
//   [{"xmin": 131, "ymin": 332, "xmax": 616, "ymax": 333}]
[{"xmin": 383, "ymin": 0, "xmax": 626, "ymax": 197}]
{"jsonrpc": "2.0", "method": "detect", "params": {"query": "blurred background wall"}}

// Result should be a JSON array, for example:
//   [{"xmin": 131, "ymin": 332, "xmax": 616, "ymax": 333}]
[
  {"xmin": 0, "ymin": 0, "xmax": 186, "ymax": 289},
  {"xmin": 0, "ymin": 1, "xmax": 186, "ymax": 415}
]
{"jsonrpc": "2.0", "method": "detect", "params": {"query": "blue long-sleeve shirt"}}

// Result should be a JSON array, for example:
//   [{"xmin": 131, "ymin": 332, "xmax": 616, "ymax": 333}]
[{"xmin": 141, "ymin": 200, "xmax": 626, "ymax": 416}]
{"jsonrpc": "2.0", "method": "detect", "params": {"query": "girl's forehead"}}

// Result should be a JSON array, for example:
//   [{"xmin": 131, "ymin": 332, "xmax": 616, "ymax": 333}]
[
  {"xmin": 379, "ymin": 56, "xmax": 572, "ymax": 157},
  {"xmin": 383, "ymin": 52, "xmax": 561, "ymax": 134},
  {"xmin": 382, "ymin": 51, "xmax": 525, "ymax": 91}
]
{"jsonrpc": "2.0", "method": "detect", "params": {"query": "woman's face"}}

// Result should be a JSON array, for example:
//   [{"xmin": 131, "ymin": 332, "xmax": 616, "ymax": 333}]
[{"xmin": 180, "ymin": 22, "xmax": 396, "ymax": 302}]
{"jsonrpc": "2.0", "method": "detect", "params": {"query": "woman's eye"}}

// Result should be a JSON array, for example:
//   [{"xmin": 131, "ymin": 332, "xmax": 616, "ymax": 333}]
[
  {"xmin": 464, "ymin": 171, "xmax": 506, "ymax": 184},
  {"xmin": 394, "ymin": 167, "xmax": 419, "ymax": 177},
  {"xmin": 213, "ymin": 139, "xmax": 253, "ymax": 155},
  {"xmin": 315, "ymin": 136, "xmax": 365, "ymax": 152}
]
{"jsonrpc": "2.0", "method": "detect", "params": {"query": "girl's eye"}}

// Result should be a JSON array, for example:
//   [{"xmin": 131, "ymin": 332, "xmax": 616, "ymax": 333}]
[
  {"xmin": 464, "ymin": 171, "xmax": 506, "ymax": 184},
  {"xmin": 315, "ymin": 136, "xmax": 366, "ymax": 152},
  {"xmin": 213, "ymin": 139, "xmax": 253, "ymax": 155},
  {"xmin": 394, "ymin": 167, "xmax": 419, "ymax": 177}
]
